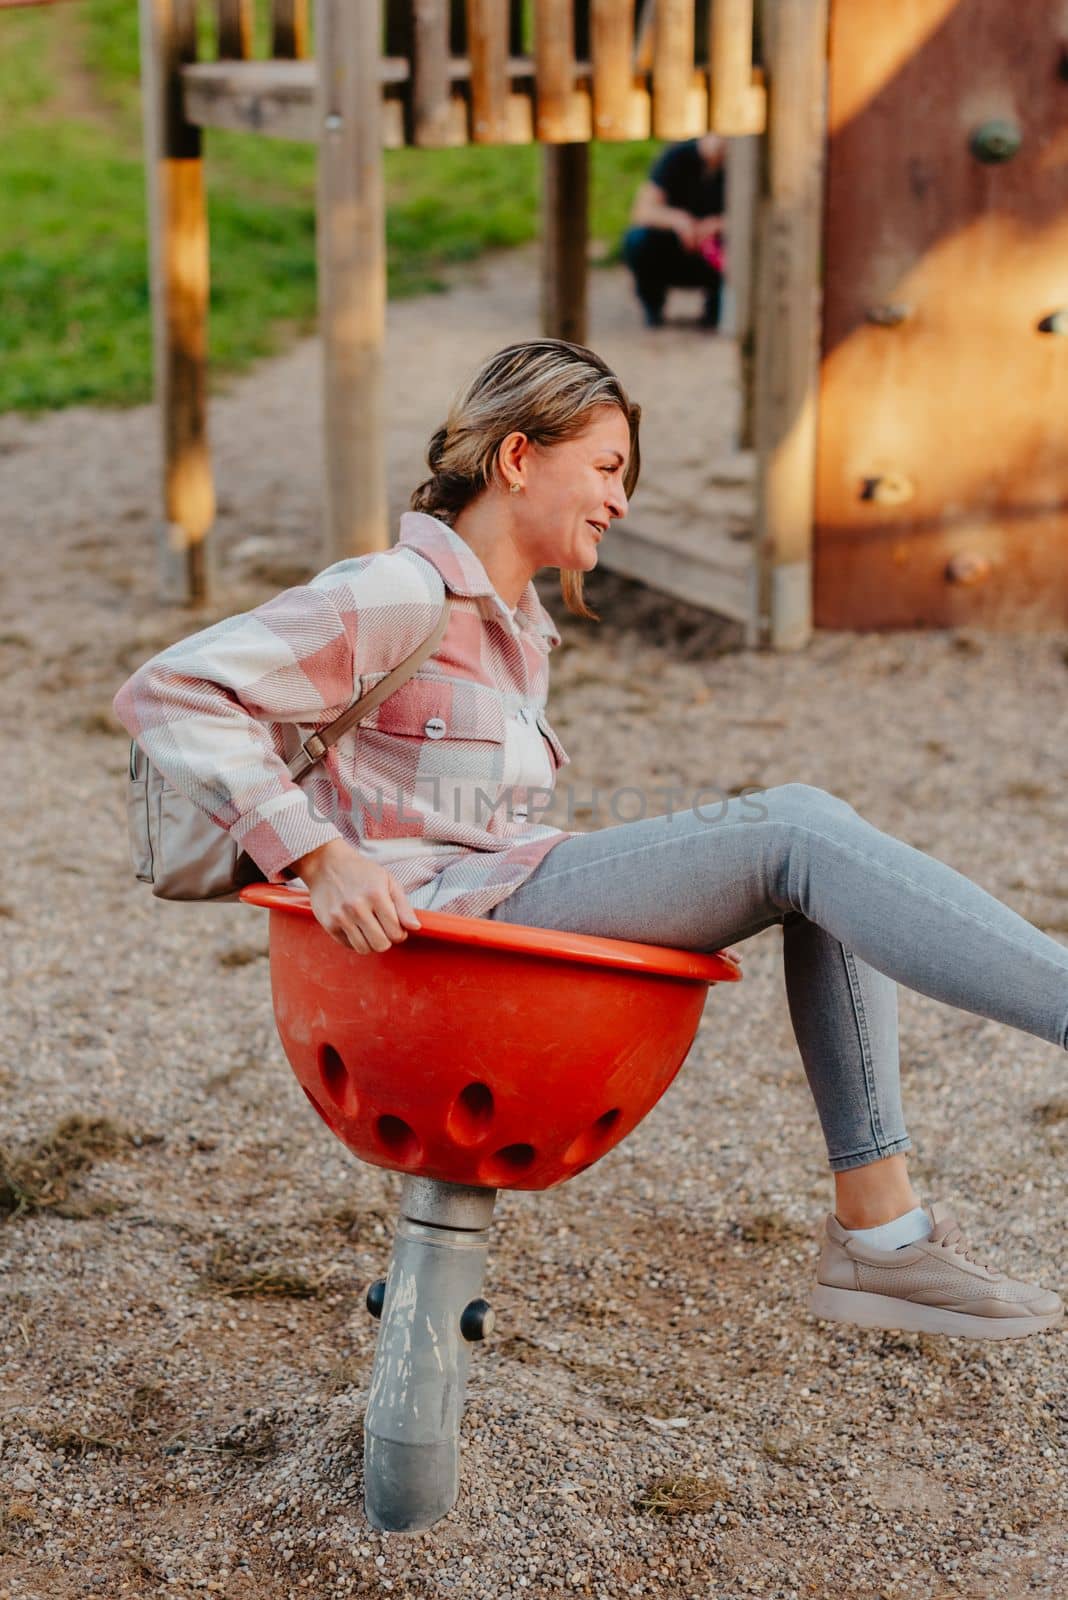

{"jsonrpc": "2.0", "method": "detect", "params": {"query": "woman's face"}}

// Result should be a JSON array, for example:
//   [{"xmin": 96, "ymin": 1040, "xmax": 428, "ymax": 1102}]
[{"xmin": 505, "ymin": 405, "xmax": 632, "ymax": 573}]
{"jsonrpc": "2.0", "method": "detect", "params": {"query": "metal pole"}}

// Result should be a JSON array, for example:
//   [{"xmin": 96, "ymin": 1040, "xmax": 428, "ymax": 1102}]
[{"xmin": 363, "ymin": 1177, "xmax": 499, "ymax": 1532}]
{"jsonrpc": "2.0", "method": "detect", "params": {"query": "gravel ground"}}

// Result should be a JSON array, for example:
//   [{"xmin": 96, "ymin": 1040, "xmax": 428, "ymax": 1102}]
[{"xmin": 0, "ymin": 259, "xmax": 1066, "ymax": 1600}]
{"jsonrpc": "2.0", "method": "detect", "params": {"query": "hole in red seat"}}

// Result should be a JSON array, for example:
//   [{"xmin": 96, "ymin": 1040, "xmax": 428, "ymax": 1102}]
[
  {"xmin": 562, "ymin": 1108, "xmax": 622, "ymax": 1167},
  {"xmin": 318, "ymin": 1044, "xmax": 350, "ymax": 1108},
  {"xmin": 445, "ymin": 1082, "xmax": 496, "ymax": 1146},
  {"xmin": 374, "ymin": 1114, "xmax": 422, "ymax": 1166},
  {"xmin": 477, "ymin": 1142, "xmax": 537, "ymax": 1185}
]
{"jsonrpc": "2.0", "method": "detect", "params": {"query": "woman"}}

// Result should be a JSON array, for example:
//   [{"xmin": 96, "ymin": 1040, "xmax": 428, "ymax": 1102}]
[{"xmin": 114, "ymin": 340, "xmax": 1066, "ymax": 1342}]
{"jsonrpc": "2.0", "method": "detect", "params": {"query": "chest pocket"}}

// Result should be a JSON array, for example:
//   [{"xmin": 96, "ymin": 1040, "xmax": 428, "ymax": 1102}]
[{"xmin": 362, "ymin": 676, "xmax": 507, "ymax": 747}]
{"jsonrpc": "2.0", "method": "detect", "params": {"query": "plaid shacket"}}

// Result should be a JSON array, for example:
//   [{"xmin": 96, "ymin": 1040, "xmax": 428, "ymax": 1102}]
[{"xmin": 113, "ymin": 512, "xmax": 578, "ymax": 918}]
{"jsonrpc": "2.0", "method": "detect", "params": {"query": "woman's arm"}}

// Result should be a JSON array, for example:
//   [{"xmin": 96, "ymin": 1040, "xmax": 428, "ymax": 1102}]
[
  {"xmin": 112, "ymin": 552, "xmax": 442, "ymax": 885},
  {"xmin": 629, "ymin": 180, "xmax": 699, "ymax": 248}
]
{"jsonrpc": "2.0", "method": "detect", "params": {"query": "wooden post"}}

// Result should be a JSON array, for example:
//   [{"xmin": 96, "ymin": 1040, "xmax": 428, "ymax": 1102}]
[
  {"xmin": 466, "ymin": 0, "xmax": 532, "ymax": 142},
  {"xmin": 725, "ymin": 130, "xmax": 759, "ymax": 452},
  {"xmin": 541, "ymin": 144, "xmax": 589, "ymax": 344},
  {"xmin": 709, "ymin": 0, "xmax": 767, "ymax": 135},
  {"xmin": 652, "ymin": 0, "xmax": 705, "ymax": 139},
  {"xmin": 590, "ymin": 0, "xmax": 649, "ymax": 139},
  {"xmin": 410, "ymin": 0, "xmax": 466, "ymax": 147},
  {"xmin": 315, "ymin": 0, "xmax": 389, "ymax": 562},
  {"xmin": 536, "ymin": 0, "xmax": 590, "ymax": 344},
  {"xmin": 216, "ymin": 0, "xmax": 253, "ymax": 59},
  {"xmin": 139, "ymin": 0, "xmax": 216, "ymax": 606},
  {"xmin": 752, "ymin": 0, "xmax": 828, "ymax": 650},
  {"xmin": 272, "ymin": 0, "xmax": 308, "ymax": 58},
  {"xmin": 534, "ymin": 0, "xmax": 591, "ymax": 143}
]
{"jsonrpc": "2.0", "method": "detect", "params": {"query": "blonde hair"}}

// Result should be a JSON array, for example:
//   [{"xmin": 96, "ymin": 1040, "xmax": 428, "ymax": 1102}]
[{"xmin": 411, "ymin": 339, "xmax": 641, "ymax": 621}]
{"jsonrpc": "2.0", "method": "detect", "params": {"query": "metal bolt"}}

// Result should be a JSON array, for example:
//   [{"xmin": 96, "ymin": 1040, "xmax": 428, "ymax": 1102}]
[
  {"xmin": 366, "ymin": 1279, "xmax": 386, "ymax": 1319},
  {"xmin": 860, "ymin": 472, "xmax": 915, "ymax": 507},
  {"xmin": 865, "ymin": 304, "xmax": 910, "ymax": 328},
  {"xmin": 324, "ymin": 113, "xmax": 343, "ymax": 134},
  {"xmin": 969, "ymin": 119, "xmax": 1022, "ymax": 164},
  {"xmin": 459, "ymin": 1298, "xmax": 495, "ymax": 1342},
  {"xmin": 945, "ymin": 552, "xmax": 991, "ymax": 587}
]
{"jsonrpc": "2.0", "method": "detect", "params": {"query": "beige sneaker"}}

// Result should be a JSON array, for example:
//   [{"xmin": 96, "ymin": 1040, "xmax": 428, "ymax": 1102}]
[{"xmin": 808, "ymin": 1199, "xmax": 1064, "ymax": 1340}]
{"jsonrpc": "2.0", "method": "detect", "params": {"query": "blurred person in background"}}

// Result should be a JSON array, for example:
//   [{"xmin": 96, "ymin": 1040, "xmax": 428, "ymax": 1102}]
[{"xmin": 622, "ymin": 133, "xmax": 727, "ymax": 329}]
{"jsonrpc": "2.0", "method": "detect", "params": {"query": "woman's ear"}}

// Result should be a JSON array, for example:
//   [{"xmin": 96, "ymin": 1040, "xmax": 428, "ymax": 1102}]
[{"xmin": 497, "ymin": 430, "xmax": 531, "ymax": 490}]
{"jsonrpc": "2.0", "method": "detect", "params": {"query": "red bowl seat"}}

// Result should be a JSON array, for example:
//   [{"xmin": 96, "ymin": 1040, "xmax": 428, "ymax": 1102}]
[{"xmin": 241, "ymin": 884, "xmax": 741, "ymax": 1191}]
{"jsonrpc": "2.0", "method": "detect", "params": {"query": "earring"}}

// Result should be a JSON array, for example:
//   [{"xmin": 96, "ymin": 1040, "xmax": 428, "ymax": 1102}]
[{"xmin": 509, "ymin": 481, "xmax": 522, "ymax": 495}]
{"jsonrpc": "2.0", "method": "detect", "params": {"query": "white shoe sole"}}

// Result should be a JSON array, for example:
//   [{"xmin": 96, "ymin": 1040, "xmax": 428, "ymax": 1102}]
[{"xmin": 809, "ymin": 1284, "xmax": 1064, "ymax": 1341}]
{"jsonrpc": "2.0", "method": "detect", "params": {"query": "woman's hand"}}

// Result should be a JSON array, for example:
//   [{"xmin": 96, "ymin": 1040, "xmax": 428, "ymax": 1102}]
[
  {"xmin": 293, "ymin": 839, "xmax": 421, "ymax": 954},
  {"xmin": 721, "ymin": 944, "xmax": 744, "ymax": 965}
]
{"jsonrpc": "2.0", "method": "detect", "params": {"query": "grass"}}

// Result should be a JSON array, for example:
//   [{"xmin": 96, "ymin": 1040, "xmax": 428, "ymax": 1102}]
[
  {"xmin": 2, "ymin": 2, "xmax": 660, "ymax": 413},
  {"xmin": 195, "ymin": 1237, "xmax": 342, "ymax": 1299},
  {"xmin": 0, "ymin": 1112, "xmax": 159, "ymax": 1221},
  {"xmin": 633, "ymin": 1472, "xmax": 732, "ymax": 1516},
  {"xmin": 1032, "ymin": 1099, "xmax": 1068, "ymax": 1127}
]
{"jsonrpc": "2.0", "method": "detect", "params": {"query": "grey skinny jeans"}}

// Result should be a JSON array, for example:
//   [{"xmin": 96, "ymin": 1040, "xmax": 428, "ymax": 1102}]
[{"xmin": 485, "ymin": 784, "xmax": 1068, "ymax": 1172}]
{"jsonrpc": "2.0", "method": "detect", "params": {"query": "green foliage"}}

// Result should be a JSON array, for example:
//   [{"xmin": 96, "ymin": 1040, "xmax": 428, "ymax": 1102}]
[{"xmin": 2, "ymin": 2, "xmax": 660, "ymax": 412}]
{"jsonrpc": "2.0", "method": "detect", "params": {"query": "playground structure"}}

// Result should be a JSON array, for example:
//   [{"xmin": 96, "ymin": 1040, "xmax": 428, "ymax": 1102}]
[
  {"xmin": 139, "ymin": 1, "xmax": 1067, "ymax": 645},
  {"xmin": 140, "ymin": 0, "xmax": 825, "ymax": 648},
  {"xmin": 241, "ymin": 883, "xmax": 741, "ymax": 1530}
]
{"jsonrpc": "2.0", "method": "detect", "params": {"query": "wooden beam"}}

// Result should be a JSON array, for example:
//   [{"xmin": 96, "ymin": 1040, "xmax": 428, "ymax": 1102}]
[
  {"xmin": 182, "ymin": 57, "xmax": 416, "ymax": 143},
  {"xmin": 140, "ymin": 0, "xmax": 216, "ymax": 606},
  {"xmin": 752, "ymin": 0, "xmax": 828, "ymax": 650},
  {"xmin": 709, "ymin": 0, "xmax": 766, "ymax": 135},
  {"xmin": 541, "ymin": 143, "xmax": 589, "ymax": 343},
  {"xmin": 315, "ymin": 0, "xmax": 389, "ymax": 562},
  {"xmin": 183, "ymin": 53, "xmax": 549, "ymax": 146}
]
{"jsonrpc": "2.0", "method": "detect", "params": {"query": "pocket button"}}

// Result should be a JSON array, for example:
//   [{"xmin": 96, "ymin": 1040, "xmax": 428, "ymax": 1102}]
[{"xmin": 424, "ymin": 717, "xmax": 447, "ymax": 740}]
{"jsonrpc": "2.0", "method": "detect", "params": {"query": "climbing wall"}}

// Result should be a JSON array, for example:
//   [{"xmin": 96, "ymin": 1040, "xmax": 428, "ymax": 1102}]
[{"xmin": 814, "ymin": 0, "xmax": 1068, "ymax": 630}]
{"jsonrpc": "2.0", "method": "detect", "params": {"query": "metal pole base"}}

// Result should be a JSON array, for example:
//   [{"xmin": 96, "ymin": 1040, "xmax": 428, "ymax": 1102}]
[{"xmin": 363, "ymin": 1177, "xmax": 498, "ymax": 1533}]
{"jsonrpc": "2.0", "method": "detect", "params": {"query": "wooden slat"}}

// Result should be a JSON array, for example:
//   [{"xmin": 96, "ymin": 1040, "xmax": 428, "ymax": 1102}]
[
  {"xmin": 541, "ymin": 143, "xmax": 589, "ymax": 342},
  {"xmin": 271, "ymin": 0, "xmax": 308, "ymax": 58},
  {"xmin": 315, "ymin": 0, "xmax": 388, "ymax": 561},
  {"xmin": 652, "ymin": 0, "xmax": 707, "ymax": 138},
  {"xmin": 140, "ymin": 0, "xmax": 216, "ymax": 606},
  {"xmin": 534, "ymin": 0, "xmax": 591, "ymax": 143},
  {"xmin": 709, "ymin": 0, "xmax": 766, "ymax": 135},
  {"xmin": 182, "ymin": 58, "xmax": 416, "ymax": 141},
  {"xmin": 590, "ymin": 0, "xmax": 649, "ymax": 140},
  {"xmin": 216, "ymin": 0, "xmax": 253, "ymax": 59},
  {"xmin": 633, "ymin": 0, "xmax": 655, "ymax": 73},
  {"xmin": 466, "ymin": 0, "xmax": 532, "ymax": 142},
  {"xmin": 752, "ymin": 0, "xmax": 828, "ymax": 649},
  {"xmin": 184, "ymin": 59, "xmax": 319, "ymax": 139},
  {"xmin": 411, "ymin": 0, "xmax": 467, "ymax": 146}
]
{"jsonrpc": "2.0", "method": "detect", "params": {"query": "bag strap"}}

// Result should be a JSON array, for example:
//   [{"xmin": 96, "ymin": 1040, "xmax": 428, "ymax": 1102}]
[{"xmin": 286, "ymin": 597, "xmax": 453, "ymax": 781}]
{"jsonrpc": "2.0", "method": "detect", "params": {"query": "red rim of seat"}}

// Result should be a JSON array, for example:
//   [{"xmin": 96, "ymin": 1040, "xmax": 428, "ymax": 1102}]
[{"xmin": 240, "ymin": 884, "xmax": 742, "ymax": 984}]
